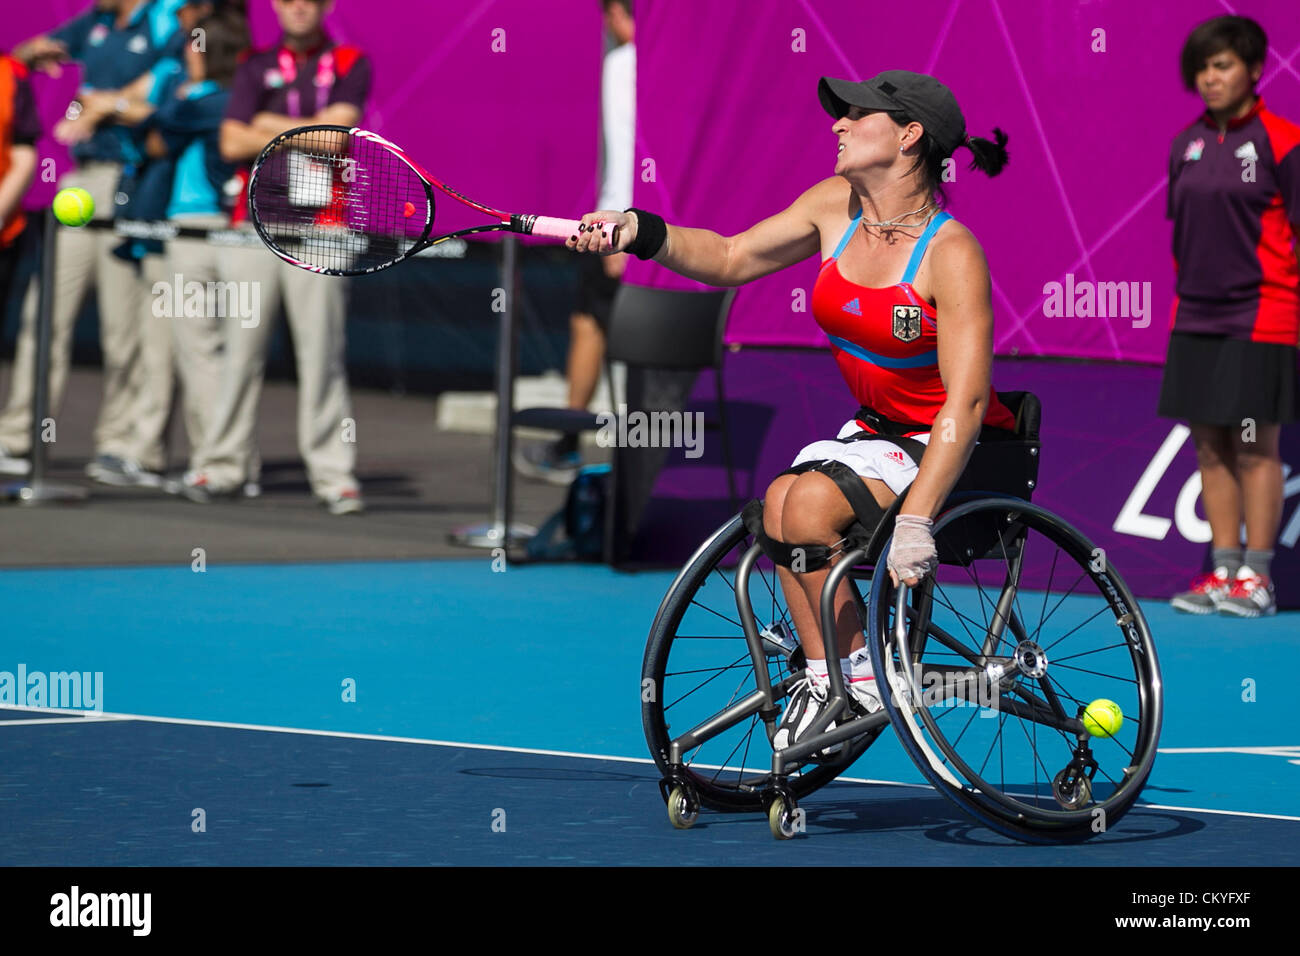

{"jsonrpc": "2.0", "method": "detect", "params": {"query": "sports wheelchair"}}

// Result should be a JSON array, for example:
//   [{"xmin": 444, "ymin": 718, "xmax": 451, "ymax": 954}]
[{"xmin": 641, "ymin": 393, "xmax": 1164, "ymax": 842}]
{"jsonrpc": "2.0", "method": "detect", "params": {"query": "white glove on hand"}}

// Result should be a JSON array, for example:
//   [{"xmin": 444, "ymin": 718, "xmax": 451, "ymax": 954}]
[{"xmin": 888, "ymin": 514, "xmax": 938, "ymax": 586}]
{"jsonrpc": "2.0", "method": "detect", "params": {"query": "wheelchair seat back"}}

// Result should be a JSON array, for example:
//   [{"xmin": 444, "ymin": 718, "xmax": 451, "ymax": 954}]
[{"xmin": 936, "ymin": 390, "xmax": 1041, "ymax": 567}]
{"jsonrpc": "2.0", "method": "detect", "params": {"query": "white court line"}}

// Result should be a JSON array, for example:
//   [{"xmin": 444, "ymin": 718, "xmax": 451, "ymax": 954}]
[
  {"xmin": 1135, "ymin": 804, "xmax": 1300, "ymax": 823},
  {"xmin": 4, "ymin": 706, "xmax": 1297, "ymax": 824},
  {"xmin": 0, "ymin": 716, "xmax": 122, "ymax": 727},
  {"xmin": 0, "ymin": 704, "xmax": 116, "ymax": 719},
  {"xmin": 1159, "ymin": 746, "xmax": 1300, "ymax": 755}
]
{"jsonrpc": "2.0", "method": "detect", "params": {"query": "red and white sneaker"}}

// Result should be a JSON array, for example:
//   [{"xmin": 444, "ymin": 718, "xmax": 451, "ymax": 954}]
[
  {"xmin": 323, "ymin": 488, "xmax": 365, "ymax": 515},
  {"xmin": 1170, "ymin": 568, "xmax": 1231, "ymax": 615},
  {"xmin": 164, "ymin": 469, "xmax": 239, "ymax": 503},
  {"xmin": 1217, "ymin": 567, "xmax": 1276, "ymax": 618}
]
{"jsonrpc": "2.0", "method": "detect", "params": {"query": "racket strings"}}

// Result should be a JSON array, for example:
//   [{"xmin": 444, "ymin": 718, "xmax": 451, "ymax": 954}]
[{"xmin": 250, "ymin": 127, "xmax": 433, "ymax": 273}]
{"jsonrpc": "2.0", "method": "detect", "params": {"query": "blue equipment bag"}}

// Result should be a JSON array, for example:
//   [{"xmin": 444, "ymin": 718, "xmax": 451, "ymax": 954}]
[{"xmin": 525, "ymin": 464, "xmax": 610, "ymax": 561}]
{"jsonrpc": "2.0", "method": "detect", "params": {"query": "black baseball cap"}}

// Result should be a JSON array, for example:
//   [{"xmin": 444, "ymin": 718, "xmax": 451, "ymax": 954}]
[{"xmin": 819, "ymin": 71, "xmax": 968, "ymax": 156}]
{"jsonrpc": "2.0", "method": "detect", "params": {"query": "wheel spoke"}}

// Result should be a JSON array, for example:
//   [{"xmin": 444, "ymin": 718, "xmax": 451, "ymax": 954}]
[
  {"xmin": 1040, "ymin": 603, "xmax": 1113, "ymax": 655},
  {"xmin": 879, "ymin": 502, "xmax": 1160, "ymax": 830},
  {"xmin": 664, "ymin": 651, "xmax": 753, "ymax": 713}
]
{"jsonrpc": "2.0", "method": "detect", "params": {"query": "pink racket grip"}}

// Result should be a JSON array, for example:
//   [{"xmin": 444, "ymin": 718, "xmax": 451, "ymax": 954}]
[{"xmin": 514, "ymin": 214, "xmax": 619, "ymax": 247}]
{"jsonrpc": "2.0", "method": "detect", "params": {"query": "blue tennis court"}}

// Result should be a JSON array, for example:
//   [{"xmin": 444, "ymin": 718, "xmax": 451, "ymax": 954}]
[{"xmin": 3, "ymin": 559, "xmax": 1296, "ymax": 866}]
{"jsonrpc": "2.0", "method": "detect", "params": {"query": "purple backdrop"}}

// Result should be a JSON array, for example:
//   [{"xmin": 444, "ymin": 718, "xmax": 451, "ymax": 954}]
[
  {"xmin": 627, "ymin": 0, "xmax": 1300, "ymax": 363},
  {"xmin": 633, "ymin": 351, "xmax": 1300, "ymax": 607},
  {"xmin": 2, "ymin": 0, "xmax": 603, "ymax": 232}
]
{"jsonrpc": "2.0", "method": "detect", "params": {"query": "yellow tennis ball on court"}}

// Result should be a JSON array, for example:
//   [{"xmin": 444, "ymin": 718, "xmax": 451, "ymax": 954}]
[
  {"xmin": 53, "ymin": 187, "xmax": 95, "ymax": 227},
  {"xmin": 1082, "ymin": 698, "xmax": 1124, "ymax": 738}
]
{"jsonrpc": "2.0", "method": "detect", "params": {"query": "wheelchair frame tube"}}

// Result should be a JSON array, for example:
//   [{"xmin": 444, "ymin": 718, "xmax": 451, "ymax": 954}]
[
  {"xmin": 667, "ymin": 687, "xmax": 777, "ymax": 767},
  {"xmin": 732, "ymin": 542, "xmax": 779, "ymax": 707},
  {"xmin": 769, "ymin": 544, "xmax": 875, "ymax": 775},
  {"xmin": 667, "ymin": 541, "xmax": 788, "ymax": 768},
  {"xmin": 980, "ymin": 534, "xmax": 1026, "ymax": 660},
  {"xmin": 774, "ymin": 709, "xmax": 889, "ymax": 770}
]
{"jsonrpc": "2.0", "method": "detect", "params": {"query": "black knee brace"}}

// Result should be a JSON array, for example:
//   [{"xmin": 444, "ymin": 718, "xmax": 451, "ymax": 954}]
[
  {"xmin": 743, "ymin": 457, "xmax": 888, "ymax": 572},
  {"xmin": 741, "ymin": 500, "xmax": 835, "ymax": 571}
]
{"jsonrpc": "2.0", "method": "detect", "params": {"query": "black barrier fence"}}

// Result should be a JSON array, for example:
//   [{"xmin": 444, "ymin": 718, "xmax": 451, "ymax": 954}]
[{"xmin": 0, "ymin": 214, "xmax": 582, "ymax": 395}]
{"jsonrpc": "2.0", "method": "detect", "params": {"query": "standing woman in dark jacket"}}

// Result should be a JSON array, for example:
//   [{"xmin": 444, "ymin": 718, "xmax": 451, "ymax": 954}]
[{"xmin": 1162, "ymin": 15, "xmax": 1300, "ymax": 618}]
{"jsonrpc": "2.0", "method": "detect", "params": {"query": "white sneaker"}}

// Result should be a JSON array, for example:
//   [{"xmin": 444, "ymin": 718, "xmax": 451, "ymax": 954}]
[
  {"xmin": 1217, "ymin": 566, "xmax": 1277, "ymax": 618},
  {"xmin": 773, "ymin": 671, "xmax": 843, "ymax": 756},
  {"xmin": 846, "ymin": 649, "xmax": 884, "ymax": 714},
  {"xmin": 323, "ymin": 488, "xmax": 365, "ymax": 515},
  {"xmin": 164, "ymin": 470, "xmax": 239, "ymax": 503},
  {"xmin": 90, "ymin": 455, "xmax": 163, "ymax": 488},
  {"xmin": 0, "ymin": 443, "xmax": 30, "ymax": 476},
  {"xmin": 847, "ymin": 673, "xmax": 883, "ymax": 714}
]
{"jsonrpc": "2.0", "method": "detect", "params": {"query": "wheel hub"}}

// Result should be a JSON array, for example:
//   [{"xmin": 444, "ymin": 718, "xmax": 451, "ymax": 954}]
[{"xmin": 1013, "ymin": 640, "xmax": 1048, "ymax": 679}]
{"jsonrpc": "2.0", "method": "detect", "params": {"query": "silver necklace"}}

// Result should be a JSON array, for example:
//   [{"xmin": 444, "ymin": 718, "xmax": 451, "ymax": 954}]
[{"xmin": 860, "ymin": 200, "xmax": 937, "ymax": 231}]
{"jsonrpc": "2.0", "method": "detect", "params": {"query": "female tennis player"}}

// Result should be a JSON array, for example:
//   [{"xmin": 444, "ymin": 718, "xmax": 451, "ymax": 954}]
[
  {"xmin": 570, "ymin": 70, "xmax": 1012, "ymax": 749},
  {"xmin": 1162, "ymin": 15, "xmax": 1299, "ymax": 619}
]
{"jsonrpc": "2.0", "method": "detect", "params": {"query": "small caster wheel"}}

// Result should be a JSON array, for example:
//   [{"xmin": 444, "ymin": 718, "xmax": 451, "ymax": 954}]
[
  {"xmin": 768, "ymin": 796, "xmax": 799, "ymax": 840},
  {"xmin": 667, "ymin": 785, "xmax": 699, "ymax": 829},
  {"xmin": 1053, "ymin": 767, "xmax": 1092, "ymax": 809}
]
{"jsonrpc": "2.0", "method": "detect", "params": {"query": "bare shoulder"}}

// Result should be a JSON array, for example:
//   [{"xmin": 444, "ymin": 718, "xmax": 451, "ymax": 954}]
[
  {"xmin": 790, "ymin": 177, "xmax": 854, "ymax": 254},
  {"xmin": 927, "ymin": 219, "xmax": 991, "ymax": 293},
  {"xmin": 800, "ymin": 176, "xmax": 854, "ymax": 223},
  {"xmin": 929, "ymin": 219, "xmax": 987, "ymax": 268}
]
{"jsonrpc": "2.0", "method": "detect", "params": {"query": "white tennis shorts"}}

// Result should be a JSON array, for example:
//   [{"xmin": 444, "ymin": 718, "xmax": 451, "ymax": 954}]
[{"xmin": 789, "ymin": 420, "xmax": 932, "ymax": 496}]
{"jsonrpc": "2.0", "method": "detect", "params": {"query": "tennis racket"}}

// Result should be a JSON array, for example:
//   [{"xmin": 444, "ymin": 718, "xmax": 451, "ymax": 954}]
[{"xmin": 247, "ymin": 124, "xmax": 614, "ymax": 276}]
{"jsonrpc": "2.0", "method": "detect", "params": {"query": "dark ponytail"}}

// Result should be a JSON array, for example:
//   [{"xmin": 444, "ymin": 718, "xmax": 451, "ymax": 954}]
[{"xmin": 965, "ymin": 127, "xmax": 1009, "ymax": 176}]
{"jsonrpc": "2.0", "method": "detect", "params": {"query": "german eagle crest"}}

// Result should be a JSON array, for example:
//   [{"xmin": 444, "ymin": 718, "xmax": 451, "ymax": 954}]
[{"xmin": 892, "ymin": 304, "xmax": 923, "ymax": 342}]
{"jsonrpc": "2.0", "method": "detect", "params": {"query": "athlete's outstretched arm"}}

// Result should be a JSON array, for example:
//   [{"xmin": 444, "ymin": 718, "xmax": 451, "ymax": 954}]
[{"xmin": 570, "ymin": 178, "xmax": 838, "ymax": 286}]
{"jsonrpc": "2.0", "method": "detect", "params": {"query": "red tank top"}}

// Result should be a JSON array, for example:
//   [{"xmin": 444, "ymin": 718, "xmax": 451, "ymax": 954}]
[{"xmin": 812, "ymin": 210, "xmax": 1015, "ymax": 433}]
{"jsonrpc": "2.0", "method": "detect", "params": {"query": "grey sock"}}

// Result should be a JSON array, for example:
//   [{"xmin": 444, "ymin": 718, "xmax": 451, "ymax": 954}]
[
  {"xmin": 1211, "ymin": 548, "xmax": 1242, "ymax": 577},
  {"xmin": 1243, "ymin": 549, "xmax": 1273, "ymax": 578}
]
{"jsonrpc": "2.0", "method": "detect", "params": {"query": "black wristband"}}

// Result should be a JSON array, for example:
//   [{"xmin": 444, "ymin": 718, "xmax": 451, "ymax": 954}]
[{"xmin": 624, "ymin": 208, "xmax": 667, "ymax": 260}]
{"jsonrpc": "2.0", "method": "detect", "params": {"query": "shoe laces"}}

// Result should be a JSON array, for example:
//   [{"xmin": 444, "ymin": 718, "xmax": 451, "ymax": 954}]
[
  {"xmin": 1189, "ymin": 571, "xmax": 1228, "ymax": 593},
  {"xmin": 1228, "ymin": 572, "xmax": 1269, "ymax": 598},
  {"xmin": 785, "ymin": 671, "xmax": 828, "ymax": 708}
]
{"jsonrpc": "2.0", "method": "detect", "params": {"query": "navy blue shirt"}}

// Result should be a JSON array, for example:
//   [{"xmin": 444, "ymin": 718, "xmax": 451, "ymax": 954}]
[
  {"xmin": 50, "ymin": 0, "xmax": 184, "ymax": 164},
  {"xmin": 149, "ymin": 67, "xmax": 234, "ymax": 217}
]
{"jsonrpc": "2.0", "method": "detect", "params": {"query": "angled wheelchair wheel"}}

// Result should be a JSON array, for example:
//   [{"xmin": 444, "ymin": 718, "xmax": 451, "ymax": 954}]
[
  {"xmin": 867, "ymin": 496, "xmax": 1163, "ymax": 843},
  {"xmin": 643, "ymin": 514, "xmax": 884, "ymax": 812}
]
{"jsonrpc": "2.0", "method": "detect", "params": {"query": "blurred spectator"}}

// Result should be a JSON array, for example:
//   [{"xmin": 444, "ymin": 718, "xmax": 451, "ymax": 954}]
[
  {"xmin": 1162, "ymin": 15, "xmax": 1300, "ymax": 618},
  {"xmin": 0, "ymin": 0, "xmax": 183, "ymax": 479},
  {"xmin": 172, "ymin": 0, "xmax": 370, "ymax": 514},
  {"xmin": 515, "ymin": 0, "xmax": 635, "ymax": 484},
  {"xmin": 0, "ymin": 52, "xmax": 40, "ymax": 371},
  {"xmin": 125, "ymin": 0, "xmax": 250, "ymax": 490}
]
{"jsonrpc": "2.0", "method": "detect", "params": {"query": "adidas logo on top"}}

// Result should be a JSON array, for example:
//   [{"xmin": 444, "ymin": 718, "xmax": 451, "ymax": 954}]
[{"xmin": 842, "ymin": 298, "xmax": 862, "ymax": 316}]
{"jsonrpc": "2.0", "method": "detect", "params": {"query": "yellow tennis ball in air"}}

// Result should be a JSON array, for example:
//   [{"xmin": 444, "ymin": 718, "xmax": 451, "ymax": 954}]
[
  {"xmin": 53, "ymin": 187, "xmax": 95, "ymax": 227},
  {"xmin": 1082, "ymin": 698, "xmax": 1124, "ymax": 738}
]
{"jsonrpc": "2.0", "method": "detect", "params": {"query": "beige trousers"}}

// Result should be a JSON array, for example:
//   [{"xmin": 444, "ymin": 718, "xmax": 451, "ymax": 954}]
[
  {"xmin": 0, "ymin": 163, "xmax": 149, "ymax": 461},
  {"xmin": 137, "ymin": 214, "xmax": 233, "ymax": 472},
  {"xmin": 195, "ymin": 233, "xmax": 357, "ymax": 498}
]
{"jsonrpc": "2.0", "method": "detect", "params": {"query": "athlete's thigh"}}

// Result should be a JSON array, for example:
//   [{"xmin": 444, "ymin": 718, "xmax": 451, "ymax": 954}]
[{"xmin": 762, "ymin": 473, "xmax": 799, "ymax": 537}]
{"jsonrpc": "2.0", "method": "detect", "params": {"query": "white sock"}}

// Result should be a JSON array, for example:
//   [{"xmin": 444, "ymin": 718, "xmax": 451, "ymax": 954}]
[{"xmin": 807, "ymin": 658, "xmax": 829, "ymax": 681}]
